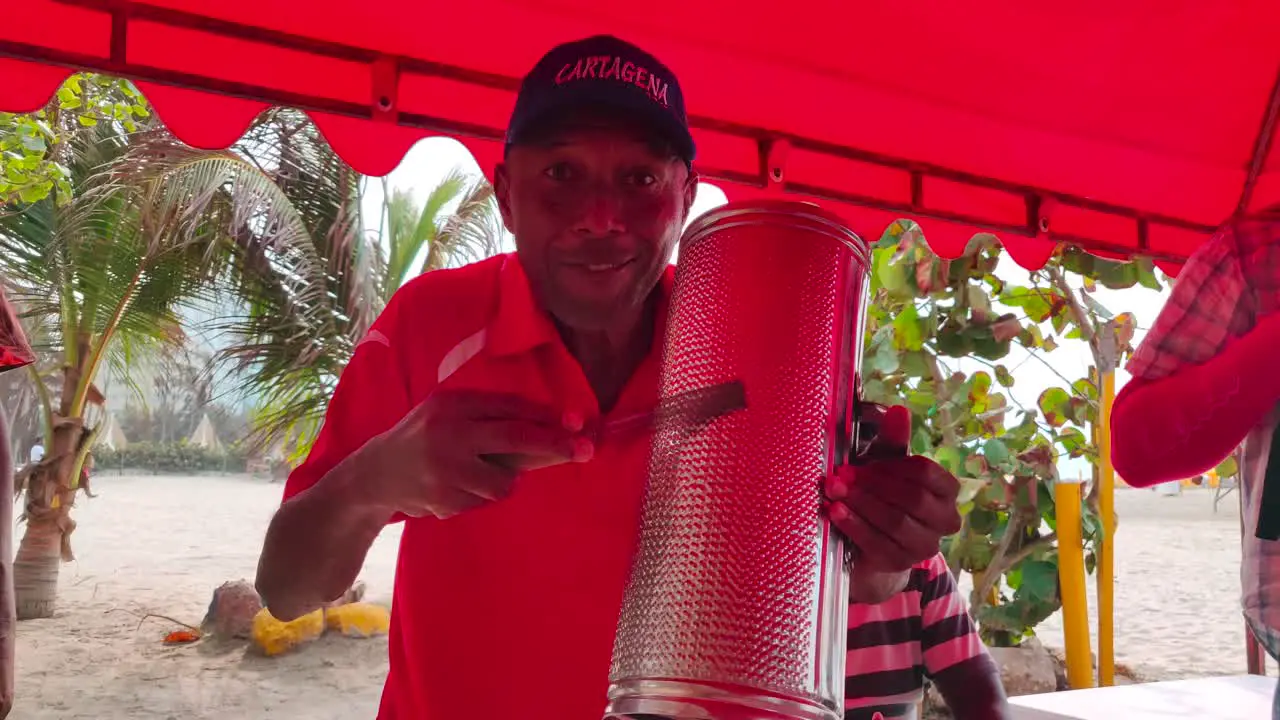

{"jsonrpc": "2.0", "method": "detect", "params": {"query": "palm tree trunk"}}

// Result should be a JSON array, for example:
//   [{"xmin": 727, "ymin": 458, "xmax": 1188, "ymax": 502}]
[
  {"xmin": 13, "ymin": 396, "xmax": 84, "ymax": 619},
  {"xmin": 12, "ymin": 517, "xmax": 60, "ymax": 620},
  {"xmin": 0, "ymin": 405, "xmax": 17, "ymax": 712}
]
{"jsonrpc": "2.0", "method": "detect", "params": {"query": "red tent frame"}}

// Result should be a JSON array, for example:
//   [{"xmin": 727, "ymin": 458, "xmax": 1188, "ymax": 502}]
[
  {"xmin": 2, "ymin": 0, "xmax": 1276, "ymax": 684},
  {"xmin": 8, "ymin": 1, "xmax": 1280, "ymax": 276}
]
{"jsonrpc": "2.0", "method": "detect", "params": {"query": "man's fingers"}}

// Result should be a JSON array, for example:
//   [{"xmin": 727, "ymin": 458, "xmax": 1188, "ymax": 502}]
[
  {"xmin": 432, "ymin": 390, "xmax": 570, "ymax": 427},
  {"xmin": 860, "ymin": 404, "xmax": 911, "ymax": 459},
  {"xmin": 473, "ymin": 419, "xmax": 591, "ymax": 461},
  {"xmin": 826, "ymin": 500, "xmax": 912, "ymax": 573},
  {"xmin": 482, "ymin": 452, "xmax": 586, "ymax": 473},
  {"xmin": 456, "ymin": 457, "xmax": 519, "ymax": 502},
  {"xmin": 850, "ymin": 491, "xmax": 941, "ymax": 563},
  {"xmin": 827, "ymin": 492, "xmax": 937, "ymax": 572},
  {"xmin": 841, "ymin": 475, "xmax": 958, "ymax": 535},
  {"xmin": 432, "ymin": 487, "xmax": 494, "ymax": 519},
  {"xmin": 403, "ymin": 483, "xmax": 493, "ymax": 519},
  {"xmin": 834, "ymin": 456, "xmax": 958, "ymax": 501},
  {"xmin": 859, "ymin": 455, "xmax": 959, "ymax": 500},
  {"xmin": 876, "ymin": 404, "xmax": 912, "ymax": 450}
]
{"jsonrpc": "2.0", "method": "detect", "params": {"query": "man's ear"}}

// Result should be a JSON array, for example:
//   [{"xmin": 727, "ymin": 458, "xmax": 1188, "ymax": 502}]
[
  {"xmin": 494, "ymin": 163, "xmax": 515, "ymax": 233},
  {"xmin": 682, "ymin": 167, "xmax": 700, "ymax": 218}
]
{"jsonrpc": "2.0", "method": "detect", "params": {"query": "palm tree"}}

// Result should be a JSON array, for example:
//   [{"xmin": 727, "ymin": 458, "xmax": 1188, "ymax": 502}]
[
  {"xmin": 0, "ymin": 97, "xmax": 503, "ymax": 615},
  {"xmin": 381, "ymin": 168, "xmax": 506, "ymax": 283},
  {"xmin": 0, "ymin": 121, "xmax": 230, "ymax": 618},
  {"xmin": 236, "ymin": 166, "xmax": 506, "ymax": 463},
  {"xmin": 114, "ymin": 110, "xmax": 506, "ymax": 464}
]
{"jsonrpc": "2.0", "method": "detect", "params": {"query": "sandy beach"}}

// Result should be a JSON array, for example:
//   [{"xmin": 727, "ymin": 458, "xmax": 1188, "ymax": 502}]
[{"xmin": 10, "ymin": 473, "xmax": 1269, "ymax": 718}]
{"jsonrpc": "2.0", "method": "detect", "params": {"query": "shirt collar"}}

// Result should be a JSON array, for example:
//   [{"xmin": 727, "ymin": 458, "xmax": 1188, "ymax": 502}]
[
  {"xmin": 486, "ymin": 253, "xmax": 676, "ymax": 358},
  {"xmin": 485, "ymin": 254, "xmax": 559, "ymax": 357}
]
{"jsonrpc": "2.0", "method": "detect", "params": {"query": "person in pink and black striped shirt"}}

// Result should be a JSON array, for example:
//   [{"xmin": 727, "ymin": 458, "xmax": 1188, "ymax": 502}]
[{"xmin": 845, "ymin": 552, "xmax": 1008, "ymax": 720}]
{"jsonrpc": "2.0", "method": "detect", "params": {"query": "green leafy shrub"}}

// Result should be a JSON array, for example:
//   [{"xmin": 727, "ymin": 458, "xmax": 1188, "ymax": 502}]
[
  {"xmin": 94, "ymin": 441, "xmax": 248, "ymax": 474},
  {"xmin": 863, "ymin": 221, "xmax": 1162, "ymax": 647}
]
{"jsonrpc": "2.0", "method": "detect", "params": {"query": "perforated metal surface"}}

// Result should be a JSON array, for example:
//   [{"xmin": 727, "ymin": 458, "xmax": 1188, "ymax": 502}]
[{"xmin": 607, "ymin": 201, "xmax": 870, "ymax": 718}]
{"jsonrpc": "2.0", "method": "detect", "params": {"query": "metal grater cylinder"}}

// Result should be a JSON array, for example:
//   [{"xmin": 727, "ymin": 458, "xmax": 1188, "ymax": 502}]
[{"xmin": 604, "ymin": 200, "xmax": 872, "ymax": 720}]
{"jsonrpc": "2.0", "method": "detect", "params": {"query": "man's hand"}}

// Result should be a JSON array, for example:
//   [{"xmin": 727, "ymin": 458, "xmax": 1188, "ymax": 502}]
[
  {"xmin": 823, "ymin": 404, "xmax": 961, "ymax": 573},
  {"xmin": 361, "ymin": 389, "xmax": 595, "ymax": 519}
]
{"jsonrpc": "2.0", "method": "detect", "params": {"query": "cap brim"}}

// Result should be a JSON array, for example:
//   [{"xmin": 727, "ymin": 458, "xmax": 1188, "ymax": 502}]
[{"xmin": 506, "ymin": 83, "xmax": 695, "ymax": 165}]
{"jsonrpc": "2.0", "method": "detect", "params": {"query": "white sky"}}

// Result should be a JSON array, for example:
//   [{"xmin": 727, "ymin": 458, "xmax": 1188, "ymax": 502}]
[{"xmin": 370, "ymin": 136, "xmax": 1171, "ymax": 479}]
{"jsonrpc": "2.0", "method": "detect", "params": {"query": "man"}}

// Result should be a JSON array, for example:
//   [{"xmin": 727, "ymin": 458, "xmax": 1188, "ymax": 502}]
[
  {"xmin": 844, "ymin": 552, "xmax": 1008, "ymax": 720},
  {"xmin": 1110, "ymin": 212, "xmax": 1280, "ymax": 714},
  {"xmin": 0, "ymin": 283, "xmax": 33, "ymax": 719},
  {"xmin": 255, "ymin": 35, "xmax": 963, "ymax": 720}
]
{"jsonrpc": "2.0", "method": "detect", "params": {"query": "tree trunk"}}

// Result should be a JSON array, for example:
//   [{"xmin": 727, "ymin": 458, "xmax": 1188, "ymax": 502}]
[
  {"xmin": 13, "ymin": 402, "xmax": 84, "ymax": 619},
  {"xmin": 0, "ymin": 406, "xmax": 16, "ymax": 715},
  {"xmin": 12, "ymin": 518, "xmax": 60, "ymax": 620}
]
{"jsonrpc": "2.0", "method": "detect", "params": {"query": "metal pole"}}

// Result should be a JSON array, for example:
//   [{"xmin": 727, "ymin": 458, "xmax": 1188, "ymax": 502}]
[
  {"xmin": 1097, "ymin": 370, "xmax": 1116, "ymax": 686},
  {"xmin": 1055, "ymin": 478, "xmax": 1094, "ymax": 689},
  {"xmin": 1241, "ymin": 459, "xmax": 1268, "ymax": 676}
]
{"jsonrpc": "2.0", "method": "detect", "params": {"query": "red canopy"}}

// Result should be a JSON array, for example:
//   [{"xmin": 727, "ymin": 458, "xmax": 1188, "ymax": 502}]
[{"xmin": 5, "ymin": 0, "xmax": 1280, "ymax": 275}]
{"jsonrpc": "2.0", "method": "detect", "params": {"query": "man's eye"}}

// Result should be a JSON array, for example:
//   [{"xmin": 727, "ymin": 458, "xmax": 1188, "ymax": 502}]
[
  {"xmin": 543, "ymin": 163, "xmax": 573, "ymax": 181},
  {"xmin": 628, "ymin": 171, "xmax": 657, "ymax": 187}
]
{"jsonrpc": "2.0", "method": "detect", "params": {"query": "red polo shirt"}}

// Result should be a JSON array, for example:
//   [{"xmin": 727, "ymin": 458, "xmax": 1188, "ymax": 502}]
[{"xmin": 282, "ymin": 253, "xmax": 672, "ymax": 720}]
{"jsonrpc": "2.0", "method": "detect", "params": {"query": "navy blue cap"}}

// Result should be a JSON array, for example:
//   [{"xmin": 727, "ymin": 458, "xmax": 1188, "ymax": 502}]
[{"xmin": 505, "ymin": 35, "xmax": 696, "ymax": 165}]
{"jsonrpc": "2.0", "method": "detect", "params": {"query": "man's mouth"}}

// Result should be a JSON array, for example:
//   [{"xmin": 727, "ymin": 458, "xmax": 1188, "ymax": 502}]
[{"xmin": 570, "ymin": 258, "xmax": 635, "ymax": 273}]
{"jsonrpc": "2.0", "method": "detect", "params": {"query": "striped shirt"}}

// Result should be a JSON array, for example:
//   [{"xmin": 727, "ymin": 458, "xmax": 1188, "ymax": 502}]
[{"xmin": 844, "ymin": 553, "xmax": 987, "ymax": 719}]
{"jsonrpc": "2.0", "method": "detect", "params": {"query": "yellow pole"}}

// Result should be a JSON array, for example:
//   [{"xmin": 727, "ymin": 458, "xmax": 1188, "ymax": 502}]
[
  {"xmin": 1097, "ymin": 370, "xmax": 1116, "ymax": 686},
  {"xmin": 1055, "ymin": 478, "xmax": 1094, "ymax": 689}
]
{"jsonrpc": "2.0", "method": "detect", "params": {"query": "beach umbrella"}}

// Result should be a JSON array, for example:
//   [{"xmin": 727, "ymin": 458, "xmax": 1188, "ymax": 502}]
[
  {"xmin": 4, "ymin": 1, "xmax": 1278, "ymax": 276},
  {"xmin": 96, "ymin": 412, "xmax": 128, "ymax": 452},
  {"xmin": 187, "ymin": 414, "xmax": 221, "ymax": 452}
]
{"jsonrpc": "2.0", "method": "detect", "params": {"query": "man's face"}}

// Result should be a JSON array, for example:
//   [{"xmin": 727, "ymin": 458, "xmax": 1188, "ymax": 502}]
[{"xmin": 494, "ymin": 116, "xmax": 697, "ymax": 332}]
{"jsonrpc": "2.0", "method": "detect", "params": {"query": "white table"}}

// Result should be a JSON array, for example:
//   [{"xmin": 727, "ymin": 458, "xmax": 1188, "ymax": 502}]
[{"xmin": 1009, "ymin": 674, "xmax": 1276, "ymax": 719}]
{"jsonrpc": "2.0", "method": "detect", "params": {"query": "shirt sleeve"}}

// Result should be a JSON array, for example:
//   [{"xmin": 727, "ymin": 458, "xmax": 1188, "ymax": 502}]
[
  {"xmin": 919, "ymin": 554, "xmax": 987, "ymax": 677},
  {"xmin": 1126, "ymin": 225, "xmax": 1256, "ymax": 381},
  {"xmin": 0, "ymin": 284, "xmax": 34, "ymax": 374},
  {"xmin": 281, "ymin": 298, "xmax": 413, "ymax": 509}
]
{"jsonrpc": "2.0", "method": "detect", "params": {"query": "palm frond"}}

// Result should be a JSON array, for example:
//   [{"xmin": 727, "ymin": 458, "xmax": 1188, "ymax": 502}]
[
  {"xmin": 427, "ymin": 179, "xmax": 506, "ymax": 273},
  {"xmin": 382, "ymin": 188, "xmax": 420, "ymax": 291},
  {"xmin": 381, "ymin": 166, "xmax": 475, "ymax": 296},
  {"xmin": 153, "ymin": 112, "xmax": 379, "ymax": 453}
]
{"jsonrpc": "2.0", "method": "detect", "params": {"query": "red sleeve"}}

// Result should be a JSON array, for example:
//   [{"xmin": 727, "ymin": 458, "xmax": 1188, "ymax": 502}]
[
  {"xmin": 0, "ymin": 285, "xmax": 34, "ymax": 374},
  {"xmin": 281, "ymin": 298, "xmax": 413, "ymax": 508},
  {"xmin": 1113, "ymin": 223, "xmax": 1280, "ymax": 486}
]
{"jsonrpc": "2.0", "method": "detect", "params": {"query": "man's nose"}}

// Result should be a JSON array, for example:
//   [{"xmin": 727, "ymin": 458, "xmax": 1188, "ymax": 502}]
[{"xmin": 574, "ymin": 184, "xmax": 626, "ymax": 237}]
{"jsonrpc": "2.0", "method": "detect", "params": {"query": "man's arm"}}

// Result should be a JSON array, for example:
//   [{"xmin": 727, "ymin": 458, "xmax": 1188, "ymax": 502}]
[
  {"xmin": 919, "ymin": 555, "xmax": 1009, "ymax": 720},
  {"xmin": 255, "ymin": 437, "xmax": 398, "ymax": 621},
  {"xmin": 849, "ymin": 565, "xmax": 908, "ymax": 604},
  {"xmin": 930, "ymin": 656, "xmax": 1008, "ymax": 720},
  {"xmin": 255, "ymin": 319, "xmax": 413, "ymax": 622},
  {"xmin": 1111, "ymin": 225, "xmax": 1276, "ymax": 487},
  {"xmin": 1112, "ymin": 314, "xmax": 1280, "ymax": 485}
]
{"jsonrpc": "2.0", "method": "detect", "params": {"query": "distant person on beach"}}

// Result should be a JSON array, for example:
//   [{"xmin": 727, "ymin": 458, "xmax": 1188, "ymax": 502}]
[
  {"xmin": 0, "ymin": 283, "xmax": 35, "ymax": 719},
  {"xmin": 845, "ymin": 552, "xmax": 1007, "ymax": 720},
  {"xmin": 1111, "ymin": 212, "xmax": 1280, "ymax": 716},
  {"xmin": 253, "ymin": 34, "xmax": 969, "ymax": 720}
]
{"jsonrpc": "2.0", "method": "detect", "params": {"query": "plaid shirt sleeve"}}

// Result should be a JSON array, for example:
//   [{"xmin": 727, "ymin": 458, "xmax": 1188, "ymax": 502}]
[{"xmin": 1126, "ymin": 224, "xmax": 1258, "ymax": 381}]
